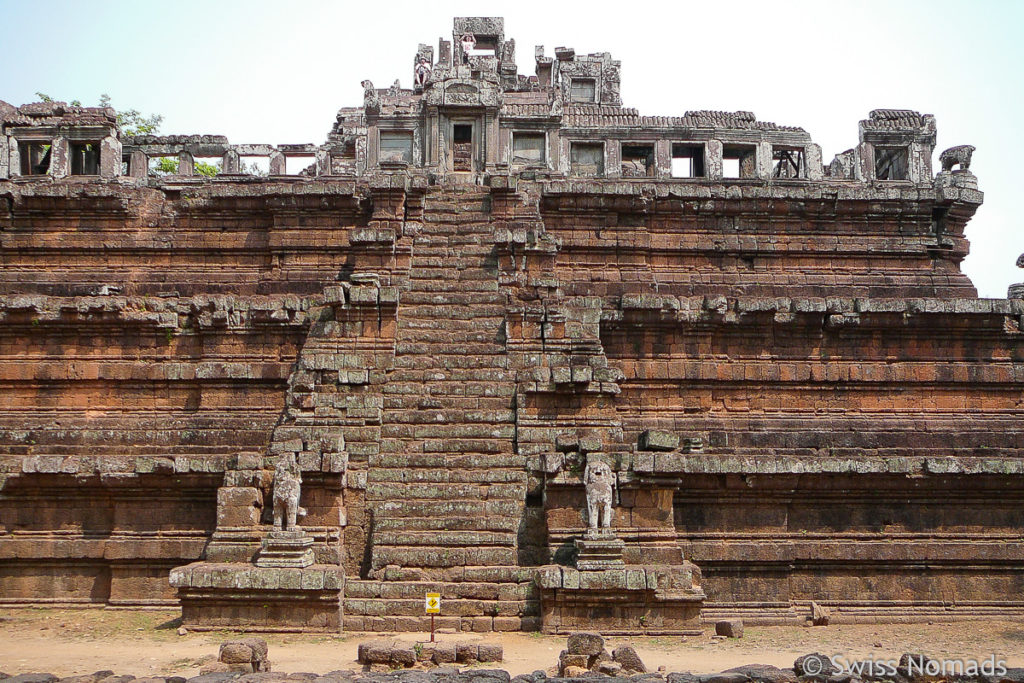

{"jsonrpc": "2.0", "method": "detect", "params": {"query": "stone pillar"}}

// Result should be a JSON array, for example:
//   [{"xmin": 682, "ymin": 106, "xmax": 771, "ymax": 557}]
[
  {"xmin": 355, "ymin": 135, "xmax": 367, "ymax": 176},
  {"xmin": 315, "ymin": 148, "xmax": 329, "ymax": 177},
  {"xmin": 756, "ymin": 141, "xmax": 773, "ymax": 180},
  {"xmin": 0, "ymin": 136, "xmax": 8, "ymax": 178},
  {"xmin": 99, "ymin": 136, "xmax": 121, "ymax": 178},
  {"xmin": 49, "ymin": 136, "xmax": 69, "ymax": 178},
  {"xmin": 269, "ymin": 150, "xmax": 286, "ymax": 175},
  {"xmin": 497, "ymin": 126, "xmax": 511, "ymax": 166},
  {"xmin": 548, "ymin": 131, "xmax": 560, "ymax": 173},
  {"xmin": 366, "ymin": 128, "xmax": 379, "ymax": 170},
  {"xmin": 606, "ymin": 141, "xmax": 621, "ymax": 178},
  {"xmin": 178, "ymin": 151, "xmax": 195, "ymax": 177},
  {"xmin": 706, "ymin": 139, "xmax": 723, "ymax": 180},
  {"xmin": 130, "ymin": 149, "xmax": 148, "ymax": 179},
  {"xmin": 429, "ymin": 112, "xmax": 440, "ymax": 168},
  {"xmin": 654, "ymin": 139, "xmax": 671, "ymax": 179},
  {"xmin": 7, "ymin": 138, "xmax": 18, "ymax": 177},
  {"xmin": 909, "ymin": 141, "xmax": 932, "ymax": 183},
  {"xmin": 855, "ymin": 141, "xmax": 872, "ymax": 181},
  {"xmin": 222, "ymin": 149, "xmax": 240, "ymax": 174},
  {"xmin": 485, "ymin": 112, "xmax": 499, "ymax": 171},
  {"xmin": 806, "ymin": 143, "xmax": 824, "ymax": 181}
]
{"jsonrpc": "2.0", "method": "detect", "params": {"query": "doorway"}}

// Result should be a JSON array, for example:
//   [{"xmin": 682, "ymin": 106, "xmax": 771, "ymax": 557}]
[{"xmin": 452, "ymin": 123, "xmax": 473, "ymax": 172}]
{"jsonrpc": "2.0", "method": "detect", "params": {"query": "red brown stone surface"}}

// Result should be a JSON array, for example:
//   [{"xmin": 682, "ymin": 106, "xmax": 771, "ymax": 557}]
[{"xmin": 2, "ymin": 17, "xmax": 1020, "ymax": 631}]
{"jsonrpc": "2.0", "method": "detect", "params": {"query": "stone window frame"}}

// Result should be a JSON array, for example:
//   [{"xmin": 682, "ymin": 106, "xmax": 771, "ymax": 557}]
[
  {"xmin": 670, "ymin": 142, "xmax": 706, "ymax": 179},
  {"xmin": 17, "ymin": 138, "xmax": 53, "ymax": 176},
  {"xmin": 69, "ymin": 140, "xmax": 102, "ymax": 176},
  {"xmin": 619, "ymin": 141, "xmax": 655, "ymax": 178},
  {"xmin": 511, "ymin": 131, "xmax": 547, "ymax": 166},
  {"xmin": 569, "ymin": 140, "xmax": 605, "ymax": 177},
  {"xmin": 771, "ymin": 145, "xmax": 807, "ymax": 180},
  {"xmin": 569, "ymin": 78, "xmax": 597, "ymax": 103},
  {"xmin": 378, "ymin": 129, "xmax": 415, "ymax": 167},
  {"xmin": 873, "ymin": 145, "xmax": 910, "ymax": 181},
  {"xmin": 722, "ymin": 143, "xmax": 758, "ymax": 179}
]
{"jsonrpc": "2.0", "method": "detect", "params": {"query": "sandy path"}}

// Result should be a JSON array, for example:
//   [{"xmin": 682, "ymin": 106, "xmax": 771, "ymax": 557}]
[{"xmin": 1, "ymin": 610, "xmax": 1023, "ymax": 678}]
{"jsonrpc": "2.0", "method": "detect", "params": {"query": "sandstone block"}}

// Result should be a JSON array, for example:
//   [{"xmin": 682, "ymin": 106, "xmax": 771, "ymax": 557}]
[
  {"xmin": 432, "ymin": 643, "xmax": 457, "ymax": 664},
  {"xmin": 793, "ymin": 653, "xmax": 838, "ymax": 677},
  {"xmin": 389, "ymin": 646, "xmax": 416, "ymax": 667},
  {"xmin": 357, "ymin": 640, "xmax": 395, "ymax": 664},
  {"xmin": 560, "ymin": 652, "xmax": 590, "ymax": 670},
  {"xmin": 199, "ymin": 662, "xmax": 234, "ymax": 675},
  {"xmin": 456, "ymin": 642, "xmax": 479, "ymax": 662},
  {"xmin": 241, "ymin": 637, "xmax": 269, "ymax": 663},
  {"xmin": 715, "ymin": 619, "xmax": 743, "ymax": 638},
  {"xmin": 478, "ymin": 643, "xmax": 503, "ymax": 662},
  {"xmin": 639, "ymin": 430, "xmax": 679, "ymax": 451},
  {"xmin": 612, "ymin": 645, "xmax": 647, "ymax": 673},
  {"xmin": 218, "ymin": 642, "xmax": 254, "ymax": 664},
  {"xmin": 216, "ymin": 487, "xmax": 262, "ymax": 527}
]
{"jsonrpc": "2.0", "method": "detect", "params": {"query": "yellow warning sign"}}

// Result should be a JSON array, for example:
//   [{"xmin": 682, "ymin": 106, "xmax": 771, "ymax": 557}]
[{"xmin": 425, "ymin": 592, "xmax": 441, "ymax": 614}]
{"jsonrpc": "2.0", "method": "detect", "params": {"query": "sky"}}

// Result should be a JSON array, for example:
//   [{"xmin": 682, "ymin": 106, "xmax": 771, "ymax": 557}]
[{"xmin": 1, "ymin": 0, "xmax": 1021, "ymax": 297}]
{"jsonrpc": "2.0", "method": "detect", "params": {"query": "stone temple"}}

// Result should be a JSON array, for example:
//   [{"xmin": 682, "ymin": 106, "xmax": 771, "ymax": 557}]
[{"xmin": 0, "ymin": 16, "xmax": 1019, "ymax": 634}]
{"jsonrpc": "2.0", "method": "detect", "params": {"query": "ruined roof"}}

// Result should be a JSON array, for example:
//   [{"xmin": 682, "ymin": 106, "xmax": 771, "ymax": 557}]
[
  {"xmin": 861, "ymin": 108, "xmax": 935, "ymax": 131},
  {"xmin": 1, "ymin": 101, "xmax": 117, "ymax": 128}
]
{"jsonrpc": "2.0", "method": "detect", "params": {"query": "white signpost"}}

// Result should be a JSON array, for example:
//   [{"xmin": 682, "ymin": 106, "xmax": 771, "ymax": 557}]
[{"xmin": 425, "ymin": 592, "xmax": 441, "ymax": 641}]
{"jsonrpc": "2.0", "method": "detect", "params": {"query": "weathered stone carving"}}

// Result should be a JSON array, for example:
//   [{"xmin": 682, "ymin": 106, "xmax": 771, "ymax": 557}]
[
  {"xmin": 940, "ymin": 144, "xmax": 975, "ymax": 172},
  {"xmin": 271, "ymin": 452, "xmax": 305, "ymax": 531},
  {"xmin": 361, "ymin": 79, "xmax": 380, "ymax": 114},
  {"xmin": 583, "ymin": 459, "xmax": 615, "ymax": 533}
]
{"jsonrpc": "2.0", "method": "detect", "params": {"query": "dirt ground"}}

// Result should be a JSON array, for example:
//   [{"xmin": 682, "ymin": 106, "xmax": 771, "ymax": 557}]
[{"xmin": 1, "ymin": 609, "xmax": 1023, "ymax": 678}]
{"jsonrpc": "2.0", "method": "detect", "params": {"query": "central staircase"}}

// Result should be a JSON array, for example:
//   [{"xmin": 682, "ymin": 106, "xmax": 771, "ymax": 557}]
[{"xmin": 346, "ymin": 185, "xmax": 535, "ymax": 630}]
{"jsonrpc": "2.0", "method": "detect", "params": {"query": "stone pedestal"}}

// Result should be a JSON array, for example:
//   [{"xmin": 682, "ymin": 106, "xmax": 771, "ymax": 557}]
[
  {"xmin": 539, "ymin": 533, "xmax": 705, "ymax": 635},
  {"xmin": 256, "ymin": 529, "xmax": 315, "ymax": 568},
  {"xmin": 575, "ymin": 532, "xmax": 625, "ymax": 570},
  {"xmin": 170, "ymin": 562, "xmax": 345, "ymax": 632}
]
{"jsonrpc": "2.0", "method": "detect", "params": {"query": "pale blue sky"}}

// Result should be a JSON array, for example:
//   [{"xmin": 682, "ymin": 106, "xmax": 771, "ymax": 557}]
[{"xmin": 2, "ymin": 0, "xmax": 1021, "ymax": 297}]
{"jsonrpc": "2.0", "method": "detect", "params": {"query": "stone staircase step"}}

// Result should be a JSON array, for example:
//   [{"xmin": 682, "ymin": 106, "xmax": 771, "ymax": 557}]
[
  {"xmin": 384, "ymin": 369, "xmax": 515, "ymax": 383},
  {"xmin": 371, "ymin": 545, "xmax": 518, "ymax": 569},
  {"xmin": 342, "ymin": 597, "xmax": 532, "ymax": 617},
  {"xmin": 373, "ymin": 498, "xmax": 521, "ymax": 518},
  {"xmin": 366, "ymin": 482, "xmax": 523, "ymax": 501},
  {"xmin": 368, "ymin": 186, "xmax": 522, "ymax": 573},
  {"xmin": 373, "ymin": 516, "xmax": 520, "ymax": 533},
  {"xmin": 346, "ymin": 579, "xmax": 534, "ymax": 599},
  {"xmin": 374, "ymin": 530, "xmax": 516, "ymax": 547},
  {"xmin": 394, "ymin": 342, "xmax": 506, "ymax": 356},
  {"xmin": 367, "ymin": 468, "xmax": 526, "ymax": 484}
]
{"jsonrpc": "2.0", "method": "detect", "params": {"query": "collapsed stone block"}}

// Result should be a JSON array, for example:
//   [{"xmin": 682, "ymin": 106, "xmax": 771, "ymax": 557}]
[
  {"xmin": 715, "ymin": 619, "xmax": 743, "ymax": 638},
  {"xmin": 432, "ymin": 643, "xmax": 457, "ymax": 664},
  {"xmin": 389, "ymin": 647, "xmax": 417, "ymax": 667},
  {"xmin": 357, "ymin": 640, "xmax": 395, "ymax": 664},
  {"xmin": 612, "ymin": 645, "xmax": 647, "ymax": 673},
  {"xmin": 566, "ymin": 631, "xmax": 605, "ymax": 656},
  {"xmin": 455, "ymin": 642, "xmax": 479, "ymax": 663},
  {"xmin": 477, "ymin": 643, "xmax": 504, "ymax": 663},
  {"xmin": 216, "ymin": 638, "xmax": 269, "ymax": 673}
]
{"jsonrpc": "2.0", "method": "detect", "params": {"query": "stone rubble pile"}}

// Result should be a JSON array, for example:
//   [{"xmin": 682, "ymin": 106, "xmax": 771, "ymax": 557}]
[
  {"xmin": 557, "ymin": 632, "xmax": 647, "ymax": 677},
  {"xmin": 200, "ymin": 639, "xmax": 272, "ymax": 674},
  {"xmin": 357, "ymin": 640, "xmax": 503, "ymax": 670},
  {"xmin": 4, "ymin": 652, "xmax": 1024, "ymax": 683}
]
